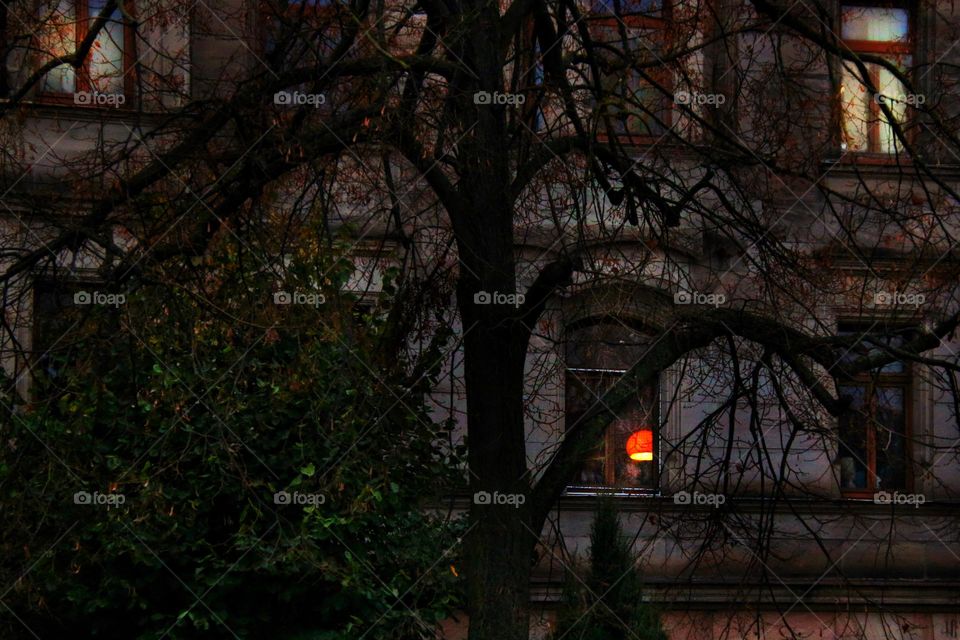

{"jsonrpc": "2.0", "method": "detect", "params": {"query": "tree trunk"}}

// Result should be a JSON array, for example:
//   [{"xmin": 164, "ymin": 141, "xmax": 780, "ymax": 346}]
[
  {"xmin": 459, "ymin": 296, "xmax": 536, "ymax": 640},
  {"xmin": 465, "ymin": 513, "xmax": 535, "ymax": 640}
]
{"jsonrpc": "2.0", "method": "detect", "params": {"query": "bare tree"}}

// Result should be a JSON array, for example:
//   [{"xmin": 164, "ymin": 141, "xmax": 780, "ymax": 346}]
[{"xmin": 1, "ymin": 0, "xmax": 959, "ymax": 638}]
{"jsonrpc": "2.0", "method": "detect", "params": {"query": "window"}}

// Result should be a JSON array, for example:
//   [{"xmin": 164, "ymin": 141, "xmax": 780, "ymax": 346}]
[
  {"xmin": 520, "ymin": 23, "xmax": 546, "ymax": 133},
  {"xmin": 31, "ymin": 281, "xmax": 87, "ymax": 395},
  {"xmin": 37, "ymin": 0, "xmax": 134, "ymax": 100},
  {"xmin": 565, "ymin": 320, "xmax": 660, "ymax": 492},
  {"xmin": 839, "ymin": 4, "xmax": 913, "ymax": 154},
  {"xmin": 589, "ymin": 0, "xmax": 671, "ymax": 141},
  {"xmin": 261, "ymin": 0, "xmax": 340, "ymax": 59},
  {"xmin": 836, "ymin": 326, "xmax": 912, "ymax": 493},
  {"xmin": 590, "ymin": 0, "xmax": 665, "ymax": 20}
]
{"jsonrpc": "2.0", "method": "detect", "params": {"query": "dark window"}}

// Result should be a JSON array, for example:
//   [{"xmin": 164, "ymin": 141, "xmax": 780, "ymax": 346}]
[
  {"xmin": 32, "ymin": 281, "xmax": 121, "ymax": 396},
  {"xmin": 589, "ymin": 2, "xmax": 672, "ymax": 142},
  {"xmin": 32, "ymin": 281, "xmax": 87, "ymax": 390},
  {"xmin": 836, "ymin": 325, "xmax": 911, "ymax": 493}
]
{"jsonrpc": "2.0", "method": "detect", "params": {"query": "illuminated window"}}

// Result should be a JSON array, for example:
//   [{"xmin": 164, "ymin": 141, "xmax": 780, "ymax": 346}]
[
  {"xmin": 839, "ymin": 4, "xmax": 913, "ymax": 154},
  {"xmin": 837, "ymin": 325, "xmax": 912, "ymax": 493},
  {"xmin": 565, "ymin": 320, "xmax": 660, "ymax": 492},
  {"xmin": 38, "ymin": 0, "xmax": 133, "ymax": 99}
]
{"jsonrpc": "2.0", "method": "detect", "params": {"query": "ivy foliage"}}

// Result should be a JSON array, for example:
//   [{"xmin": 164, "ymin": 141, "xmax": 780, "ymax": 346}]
[{"xmin": 0, "ymin": 246, "xmax": 465, "ymax": 639}]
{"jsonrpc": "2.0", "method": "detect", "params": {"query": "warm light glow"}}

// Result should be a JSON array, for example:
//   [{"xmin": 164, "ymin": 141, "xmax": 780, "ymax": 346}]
[{"xmin": 626, "ymin": 429, "xmax": 654, "ymax": 461}]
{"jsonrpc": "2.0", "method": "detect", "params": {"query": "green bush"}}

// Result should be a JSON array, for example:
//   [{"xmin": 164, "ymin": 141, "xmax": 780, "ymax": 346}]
[
  {"xmin": 0, "ymin": 252, "xmax": 464, "ymax": 639},
  {"xmin": 555, "ymin": 499, "xmax": 668, "ymax": 640}
]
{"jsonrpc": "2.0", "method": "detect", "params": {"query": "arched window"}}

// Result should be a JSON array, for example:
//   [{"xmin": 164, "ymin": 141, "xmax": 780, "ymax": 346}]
[{"xmin": 565, "ymin": 318, "xmax": 660, "ymax": 493}]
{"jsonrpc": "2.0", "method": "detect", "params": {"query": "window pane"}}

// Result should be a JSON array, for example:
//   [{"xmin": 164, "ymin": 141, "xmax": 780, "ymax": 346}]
[
  {"xmin": 840, "ymin": 64, "xmax": 870, "ymax": 152},
  {"xmin": 88, "ymin": 0, "xmax": 125, "ymax": 93},
  {"xmin": 841, "ymin": 6, "xmax": 909, "ymax": 42},
  {"xmin": 837, "ymin": 327, "xmax": 906, "ymax": 373},
  {"xmin": 566, "ymin": 320, "xmax": 652, "ymax": 371},
  {"xmin": 874, "ymin": 387, "xmax": 907, "ymax": 490},
  {"xmin": 877, "ymin": 62, "xmax": 909, "ymax": 154},
  {"xmin": 40, "ymin": 0, "xmax": 77, "ymax": 93},
  {"xmin": 839, "ymin": 385, "xmax": 869, "ymax": 489},
  {"xmin": 610, "ymin": 382, "xmax": 658, "ymax": 488},
  {"xmin": 566, "ymin": 369, "xmax": 659, "ymax": 490},
  {"xmin": 566, "ymin": 373, "xmax": 612, "ymax": 485},
  {"xmin": 591, "ymin": 0, "xmax": 663, "ymax": 17},
  {"xmin": 603, "ymin": 69, "xmax": 666, "ymax": 137}
]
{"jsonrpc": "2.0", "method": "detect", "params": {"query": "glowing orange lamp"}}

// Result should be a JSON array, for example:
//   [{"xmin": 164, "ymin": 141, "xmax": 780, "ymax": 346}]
[{"xmin": 626, "ymin": 429, "xmax": 654, "ymax": 462}]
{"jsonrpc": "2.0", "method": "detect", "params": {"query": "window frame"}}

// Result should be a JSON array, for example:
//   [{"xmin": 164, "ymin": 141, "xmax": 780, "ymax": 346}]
[
  {"xmin": 564, "ymin": 366, "xmax": 661, "ymax": 496},
  {"xmin": 837, "ymin": 0, "xmax": 915, "ymax": 156},
  {"xmin": 36, "ymin": 0, "xmax": 137, "ymax": 106},
  {"xmin": 587, "ymin": 0, "xmax": 674, "ymax": 145},
  {"xmin": 836, "ymin": 325, "xmax": 914, "ymax": 497}
]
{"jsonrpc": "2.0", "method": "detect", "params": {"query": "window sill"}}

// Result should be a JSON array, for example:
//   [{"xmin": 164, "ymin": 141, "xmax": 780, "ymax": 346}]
[
  {"xmin": 596, "ymin": 133, "xmax": 670, "ymax": 146},
  {"xmin": 586, "ymin": 14, "xmax": 666, "ymax": 28},
  {"xmin": 825, "ymin": 151, "xmax": 912, "ymax": 166},
  {"xmin": 15, "ymin": 98, "xmax": 151, "ymax": 121},
  {"xmin": 33, "ymin": 89, "xmax": 131, "ymax": 104},
  {"xmin": 563, "ymin": 486, "xmax": 659, "ymax": 497}
]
